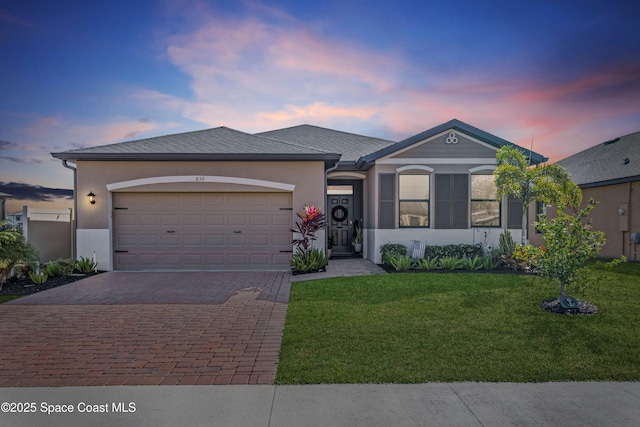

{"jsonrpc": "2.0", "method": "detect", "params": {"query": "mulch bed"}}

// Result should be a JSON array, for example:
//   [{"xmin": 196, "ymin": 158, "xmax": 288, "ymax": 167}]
[
  {"xmin": 540, "ymin": 298, "xmax": 598, "ymax": 316},
  {"xmin": 0, "ymin": 271, "xmax": 104, "ymax": 296},
  {"xmin": 378, "ymin": 264, "xmax": 538, "ymax": 275}
]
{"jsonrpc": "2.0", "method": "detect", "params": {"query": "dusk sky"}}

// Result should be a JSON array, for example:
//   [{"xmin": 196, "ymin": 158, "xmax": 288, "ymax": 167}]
[{"xmin": 1, "ymin": 0, "xmax": 639, "ymax": 214}]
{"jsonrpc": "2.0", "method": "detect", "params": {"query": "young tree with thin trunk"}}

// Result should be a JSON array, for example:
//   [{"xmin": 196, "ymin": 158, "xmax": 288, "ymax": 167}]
[{"xmin": 494, "ymin": 146, "xmax": 582, "ymax": 244}]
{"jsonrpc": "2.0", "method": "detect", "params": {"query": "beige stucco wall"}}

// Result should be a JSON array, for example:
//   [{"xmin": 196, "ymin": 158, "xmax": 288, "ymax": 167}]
[
  {"xmin": 528, "ymin": 181, "xmax": 639, "ymax": 260},
  {"xmin": 76, "ymin": 160, "xmax": 326, "ymax": 229}
]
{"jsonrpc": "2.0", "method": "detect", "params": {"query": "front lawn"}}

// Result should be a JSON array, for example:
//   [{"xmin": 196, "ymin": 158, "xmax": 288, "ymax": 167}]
[
  {"xmin": 0, "ymin": 295, "xmax": 20, "ymax": 304},
  {"xmin": 276, "ymin": 263, "xmax": 640, "ymax": 383}
]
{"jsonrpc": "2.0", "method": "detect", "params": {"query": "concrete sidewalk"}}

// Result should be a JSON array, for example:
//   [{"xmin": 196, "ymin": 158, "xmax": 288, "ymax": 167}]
[{"xmin": 2, "ymin": 382, "xmax": 639, "ymax": 426}]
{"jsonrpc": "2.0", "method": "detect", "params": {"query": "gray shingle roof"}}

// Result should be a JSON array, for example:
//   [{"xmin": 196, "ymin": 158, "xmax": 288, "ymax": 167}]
[
  {"xmin": 257, "ymin": 124, "xmax": 395, "ymax": 162},
  {"xmin": 52, "ymin": 126, "xmax": 337, "ymax": 160},
  {"xmin": 557, "ymin": 130, "xmax": 640, "ymax": 187}
]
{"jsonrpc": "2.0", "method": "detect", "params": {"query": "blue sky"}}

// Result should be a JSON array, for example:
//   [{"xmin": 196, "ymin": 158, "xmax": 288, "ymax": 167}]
[{"xmin": 1, "ymin": 0, "xmax": 639, "ymax": 213}]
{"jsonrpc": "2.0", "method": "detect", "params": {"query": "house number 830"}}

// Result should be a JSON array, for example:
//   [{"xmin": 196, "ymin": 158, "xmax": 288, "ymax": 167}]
[{"xmin": 195, "ymin": 176, "xmax": 206, "ymax": 182}]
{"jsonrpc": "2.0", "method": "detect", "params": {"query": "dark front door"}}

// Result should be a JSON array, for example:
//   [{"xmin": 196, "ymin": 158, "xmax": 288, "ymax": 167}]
[{"xmin": 328, "ymin": 192, "xmax": 353, "ymax": 254}]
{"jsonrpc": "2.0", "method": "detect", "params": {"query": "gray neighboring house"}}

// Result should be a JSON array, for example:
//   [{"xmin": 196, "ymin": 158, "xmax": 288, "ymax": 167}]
[
  {"xmin": 530, "ymin": 130, "xmax": 640, "ymax": 260},
  {"xmin": 52, "ymin": 119, "xmax": 546, "ymax": 271}
]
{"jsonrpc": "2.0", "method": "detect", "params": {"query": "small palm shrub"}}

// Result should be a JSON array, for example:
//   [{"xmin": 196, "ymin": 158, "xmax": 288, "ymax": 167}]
[
  {"xmin": 380, "ymin": 243, "xmax": 408, "ymax": 266},
  {"xmin": 415, "ymin": 257, "xmax": 438, "ymax": 270},
  {"xmin": 439, "ymin": 256, "xmax": 463, "ymax": 270},
  {"xmin": 76, "ymin": 256, "xmax": 97, "ymax": 273},
  {"xmin": 29, "ymin": 264, "xmax": 48, "ymax": 284},
  {"xmin": 388, "ymin": 255, "xmax": 414, "ymax": 271},
  {"xmin": 461, "ymin": 256, "xmax": 483, "ymax": 270},
  {"xmin": 45, "ymin": 261, "xmax": 63, "ymax": 277},
  {"xmin": 290, "ymin": 248, "xmax": 328, "ymax": 273},
  {"xmin": 481, "ymin": 256, "xmax": 501, "ymax": 270}
]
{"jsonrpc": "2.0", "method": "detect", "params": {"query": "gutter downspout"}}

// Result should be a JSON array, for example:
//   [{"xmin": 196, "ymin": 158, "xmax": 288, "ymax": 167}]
[
  {"xmin": 627, "ymin": 182, "xmax": 632, "ymax": 259},
  {"xmin": 61, "ymin": 160, "xmax": 77, "ymax": 259},
  {"xmin": 325, "ymin": 161, "xmax": 340, "ymax": 254}
]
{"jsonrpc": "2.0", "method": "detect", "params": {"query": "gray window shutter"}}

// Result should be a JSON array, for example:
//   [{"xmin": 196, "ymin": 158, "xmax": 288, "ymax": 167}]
[
  {"xmin": 508, "ymin": 197, "xmax": 523, "ymax": 229},
  {"xmin": 435, "ymin": 174, "xmax": 468, "ymax": 229},
  {"xmin": 452, "ymin": 174, "xmax": 469, "ymax": 229},
  {"xmin": 379, "ymin": 174, "xmax": 395, "ymax": 229},
  {"xmin": 435, "ymin": 174, "xmax": 451, "ymax": 229}
]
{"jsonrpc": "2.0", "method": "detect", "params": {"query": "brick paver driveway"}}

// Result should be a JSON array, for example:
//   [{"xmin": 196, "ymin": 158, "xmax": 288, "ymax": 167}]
[{"xmin": 0, "ymin": 272, "xmax": 290, "ymax": 387}]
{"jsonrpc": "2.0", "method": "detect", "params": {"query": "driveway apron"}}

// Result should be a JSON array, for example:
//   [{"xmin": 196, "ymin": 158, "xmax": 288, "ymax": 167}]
[{"xmin": 0, "ymin": 272, "xmax": 290, "ymax": 387}]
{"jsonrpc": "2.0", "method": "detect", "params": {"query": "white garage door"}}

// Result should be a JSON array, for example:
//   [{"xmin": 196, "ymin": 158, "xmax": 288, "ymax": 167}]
[{"xmin": 113, "ymin": 192, "xmax": 292, "ymax": 270}]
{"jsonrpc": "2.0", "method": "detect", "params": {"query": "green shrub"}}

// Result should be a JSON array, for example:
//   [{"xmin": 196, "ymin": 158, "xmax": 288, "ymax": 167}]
[
  {"xmin": 290, "ymin": 248, "xmax": 328, "ymax": 273},
  {"xmin": 29, "ymin": 269, "xmax": 48, "ymax": 284},
  {"xmin": 461, "ymin": 256, "xmax": 483, "ymax": 270},
  {"xmin": 481, "ymin": 256, "xmax": 502, "ymax": 270},
  {"xmin": 76, "ymin": 256, "xmax": 97, "ymax": 273},
  {"xmin": 45, "ymin": 258, "xmax": 76, "ymax": 277},
  {"xmin": 45, "ymin": 261, "xmax": 63, "ymax": 277},
  {"xmin": 0, "ymin": 222, "xmax": 39, "ymax": 288},
  {"xmin": 498, "ymin": 230, "xmax": 516, "ymax": 258},
  {"xmin": 439, "ymin": 256, "xmax": 463, "ymax": 270},
  {"xmin": 415, "ymin": 257, "xmax": 439, "ymax": 270},
  {"xmin": 388, "ymin": 255, "xmax": 414, "ymax": 271},
  {"xmin": 380, "ymin": 243, "xmax": 407, "ymax": 266},
  {"xmin": 423, "ymin": 244, "xmax": 483, "ymax": 260},
  {"xmin": 511, "ymin": 244, "xmax": 542, "ymax": 271}
]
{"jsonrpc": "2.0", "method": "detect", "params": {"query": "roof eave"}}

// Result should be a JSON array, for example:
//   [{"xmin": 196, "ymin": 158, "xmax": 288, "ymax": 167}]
[
  {"xmin": 51, "ymin": 151, "xmax": 340, "ymax": 161},
  {"xmin": 578, "ymin": 175, "xmax": 640, "ymax": 189}
]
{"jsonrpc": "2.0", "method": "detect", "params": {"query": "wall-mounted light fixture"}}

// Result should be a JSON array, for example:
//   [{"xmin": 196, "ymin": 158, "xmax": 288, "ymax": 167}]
[
  {"xmin": 618, "ymin": 208, "xmax": 626, "ymax": 215},
  {"xmin": 87, "ymin": 192, "xmax": 96, "ymax": 205}
]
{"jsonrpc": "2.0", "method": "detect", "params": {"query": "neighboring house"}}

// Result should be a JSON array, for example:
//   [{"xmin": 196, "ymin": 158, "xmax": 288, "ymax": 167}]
[
  {"xmin": 529, "ymin": 131, "xmax": 640, "ymax": 260},
  {"xmin": 6, "ymin": 207, "xmax": 73, "ymax": 262},
  {"xmin": 51, "ymin": 119, "xmax": 546, "ymax": 271}
]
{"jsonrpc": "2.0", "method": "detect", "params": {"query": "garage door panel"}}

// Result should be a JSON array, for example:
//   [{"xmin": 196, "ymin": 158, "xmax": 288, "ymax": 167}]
[
  {"xmin": 249, "ymin": 215, "xmax": 269, "ymax": 226},
  {"xmin": 113, "ymin": 192, "xmax": 292, "ymax": 270},
  {"xmin": 205, "ymin": 235, "xmax": 225, "ymax": 246},
  {"xmin": 272, "ymin": 233, "xmax": 291, "ymax": 246},
  {"xmin": 205, "ymin": 254, "xmax": 225, "ymax": 267},
  {"xmin": 116, "ymin": 214, "xmax": 136, "ymax": 226},
  {"xmin": 161, "ymin": 194, "xmax": 181, "ymax": 206},
  {"xmin": 184, "ymin": 214, "xmax": 203, "ymax": 226},
  {"xmin": 184, "ymin": 235, "xmax": 203, "ymax": 246},
  {"xmin": 251, "ymin": 235, "xmax": 269, "ymax": 246},
  {"xmin": 184, "ymin": 254, "xmax": 204, "ymax": 266},
  {"xmin": 273, "ymin": 214, "xmax": 291, "ymax": 226},
  {"xmin": 228, "ymin": 235, "xmax": 247, "ymax": 245},
  {"xmin": 137, "ymin": 214, "xmax": 158, "ymax": 226},
  {"xmin": 251, "ymin": 254, "xmax": 269, "ymax": 265},
  {"xmin": 206, "ymin": 214, "xmax": 225, "ymax": 226},
  {"xmin": 228, "ymin": 216, "xmax": 247, "ymax": 226},
  {"xmin": 161, "ymin": 235, "xmax": 181, "ymax": 246},
  {"xmin": 161, "ymin": 215, "xmax": 181, "ymax": 226},
  {"xmin": 205, "ymin": 194, "xmax": 225, "ymax": 207},
  {"xmin": 137, "ymin": 235, "xmax": 158, "ymax": 246}
]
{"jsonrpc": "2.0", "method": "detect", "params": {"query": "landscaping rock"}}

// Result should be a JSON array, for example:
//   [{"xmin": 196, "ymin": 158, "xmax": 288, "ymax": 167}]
[
  {"xmin": 540, "ymin": 298, "xmax": 598, "ymax": 315},
  {"xmin": 0, "ymin": 271, "xmax": 103, "ymax": 296}
]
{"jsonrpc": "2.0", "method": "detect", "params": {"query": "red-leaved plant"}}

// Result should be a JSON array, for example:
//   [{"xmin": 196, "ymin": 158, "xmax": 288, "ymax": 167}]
[{"xmin": 291, "ymin": 205, "xmax": 327, "ymax": 255}]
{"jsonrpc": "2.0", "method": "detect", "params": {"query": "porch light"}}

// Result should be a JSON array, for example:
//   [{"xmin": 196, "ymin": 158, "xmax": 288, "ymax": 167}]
[{"xmin": 87, "ymin": 192, "xmax": 96, "ymax": 205}]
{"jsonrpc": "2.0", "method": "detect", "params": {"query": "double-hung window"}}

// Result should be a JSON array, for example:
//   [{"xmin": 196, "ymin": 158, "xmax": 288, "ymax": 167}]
[
  {"xmin": 471, "ymin": 175, "xmax": 500, "ymax": 227},
  {"xmin": 399, "ymin": 174, "xmax": 430, "ymax": 227}
]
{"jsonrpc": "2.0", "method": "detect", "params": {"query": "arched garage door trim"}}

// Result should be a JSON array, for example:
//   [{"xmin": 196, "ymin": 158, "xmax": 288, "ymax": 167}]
[{"xmin": 106, "ymin": 175, "xmax": 296, "ymax": 192}]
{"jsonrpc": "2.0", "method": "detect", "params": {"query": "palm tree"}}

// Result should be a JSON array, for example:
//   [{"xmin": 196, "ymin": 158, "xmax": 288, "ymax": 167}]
[{"xmin": 494, "ymin": 146, "xmax": 581, "ymax": 245}]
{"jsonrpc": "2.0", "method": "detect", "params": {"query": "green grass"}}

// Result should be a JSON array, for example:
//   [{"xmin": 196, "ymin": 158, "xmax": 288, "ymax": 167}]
[
  {"xmin": 0, "ymin": 295, "xmax": 21, "ymax": 304},
  {"xmin": 276, "ymin": 263, "xmax": 640, "ymax": 383}
]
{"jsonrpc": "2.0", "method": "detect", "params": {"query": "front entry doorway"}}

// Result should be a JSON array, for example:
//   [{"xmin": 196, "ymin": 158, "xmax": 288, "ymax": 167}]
[{"xmin": 328, "ymin": 186, "xmax": 353, "ymax": 255}]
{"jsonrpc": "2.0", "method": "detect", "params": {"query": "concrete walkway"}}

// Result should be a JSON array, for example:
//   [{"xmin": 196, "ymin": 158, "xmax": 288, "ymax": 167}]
[
  {"xmin": 291, "ymin": 257, "xmax": 386, "ymax": 282},
  {"xmin": 1, "ymin": 382, "xmax": 638, "ymax": 426}
]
